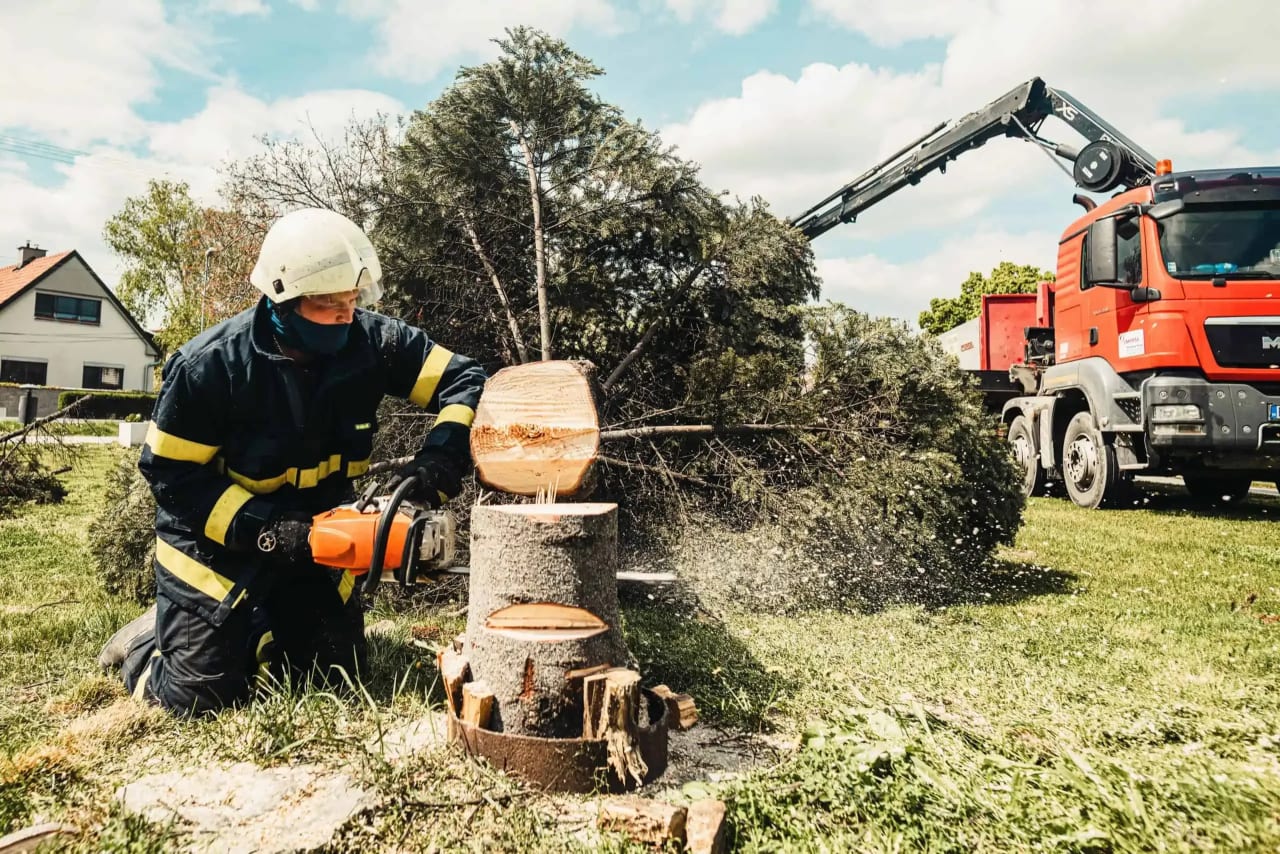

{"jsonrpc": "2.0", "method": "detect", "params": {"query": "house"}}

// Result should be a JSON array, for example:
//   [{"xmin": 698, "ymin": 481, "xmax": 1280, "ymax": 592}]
[{"xmin": 0, "ymin": 243, "xmax": 161, "ymax": 392}]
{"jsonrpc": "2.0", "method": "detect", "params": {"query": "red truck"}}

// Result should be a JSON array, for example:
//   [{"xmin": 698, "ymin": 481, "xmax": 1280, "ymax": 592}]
[{"xmin": 793, "ymin": 78, "xmax": 1280, "ymax": 509}]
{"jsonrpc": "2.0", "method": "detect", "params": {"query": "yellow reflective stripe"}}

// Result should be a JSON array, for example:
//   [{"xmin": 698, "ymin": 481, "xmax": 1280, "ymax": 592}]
[
  {"xmin": 409, "ymin": 346, "xmax": 454, "ymax": 407},
  {"xmin": 437, "ymin": 490, "xmax": 450, "ymax": 506},
  {"xmin": 132, "ymin": 650, "xmax": 161, "ymax": 702},
  {"xmin": 205, "ymin": 484, "xmax": 255, "ymax": 545},
  {"xmin": 226, "ymin": 467, "xmax": 289, "ymax": 494},
  {"xmin": 347, "ymin": 458, "xmax": 370, "ymax": 478},
  {"xmin": 255, "ymin": 630, "xmax": 275, "ymax": 664},
  {"xmin": 225, "ymin": 454, "xmax": 346, "ymax": 493},
  {"xmin": 435, "ymin": 403, "xmax": 475, "ymax": 428},
  {"xmin": 155, "ymin": 538, "xmax": 236, "ymax": 604},
  {"xmin": 146, "ymin": 423, "xmax": 219, "ymax": 464},
  {"xmin": 338, "ymin": 570, "xmax": 356, "ymax": 603}
]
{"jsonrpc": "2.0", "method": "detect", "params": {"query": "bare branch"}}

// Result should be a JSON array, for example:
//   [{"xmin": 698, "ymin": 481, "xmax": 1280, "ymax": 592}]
[
  {"xmin": 600, "ymin": 261, "xmax": 707, "ymax": 393},
  {"xmin": 461, "ymin": 211, "xmax": 529, "ymax": 363}
]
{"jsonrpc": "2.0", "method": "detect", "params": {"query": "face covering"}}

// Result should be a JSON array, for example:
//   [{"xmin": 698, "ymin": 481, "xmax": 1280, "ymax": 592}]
[{"xmin": 269, "ymin": 301, "xmax": 351, "ymax": 355}]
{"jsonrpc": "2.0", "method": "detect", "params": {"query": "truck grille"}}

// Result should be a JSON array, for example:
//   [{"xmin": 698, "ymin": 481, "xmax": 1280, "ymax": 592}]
[{"xmin": 1204, "ymin": 319, "xmax": 1280, "ymax": 369}]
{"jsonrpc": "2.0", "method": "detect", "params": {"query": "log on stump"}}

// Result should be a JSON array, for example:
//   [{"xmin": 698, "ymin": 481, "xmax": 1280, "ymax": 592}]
[
  {"xmin": 466, "ymin": 503, "xmax": 630, "ymax": 737},
  {"xmin": 470, "ymin": 360, "xmax": 601, "ymax": 498}
]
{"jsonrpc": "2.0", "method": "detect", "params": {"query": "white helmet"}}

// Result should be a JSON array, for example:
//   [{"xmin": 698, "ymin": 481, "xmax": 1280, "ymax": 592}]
[{"xmin": 250, "ymin": 208, "xmax": 384, "ymax": 307}]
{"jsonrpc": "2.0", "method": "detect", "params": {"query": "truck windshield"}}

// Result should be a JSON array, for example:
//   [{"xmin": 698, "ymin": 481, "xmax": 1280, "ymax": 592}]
[{"xmin": 1156, "ymin": 201, "xmax": 1280, "ymax": 278}]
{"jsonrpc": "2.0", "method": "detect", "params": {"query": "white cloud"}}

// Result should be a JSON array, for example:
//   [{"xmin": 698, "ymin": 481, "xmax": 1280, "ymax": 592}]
[
  {"xmin": 0, "ymin": 86, "xmax": 406, "ymax": 291},
  {"xmin": 664, "ymin": 0, "xmax": 1280, "ymax": 324},
  {"xmin": 342, "ymin": 0, "xmax": 621, "ymax": 83},
  {"xmin": 807, "ymin": 0, "xmax": 988, "ymax": 45},
  {"xmin": 203, "ymin": 0, "xmax": 270, "ymax": 15},
  {"xmin": 0, "ymin": 1, "xmax": 205, "ymax": 148},
  {"xmin": 815, "ymin": 229, "xmax": 1057, "ymax": 323},
  {"xmin": 665, "ymin": 0, "xmax": 776, "ymax": 34}
]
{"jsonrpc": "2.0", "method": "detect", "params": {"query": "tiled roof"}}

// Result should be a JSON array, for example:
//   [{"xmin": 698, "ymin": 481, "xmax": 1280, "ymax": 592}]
[{"xmin": 0, "ymin": 251, "xmax": 72, "ymax": 307}]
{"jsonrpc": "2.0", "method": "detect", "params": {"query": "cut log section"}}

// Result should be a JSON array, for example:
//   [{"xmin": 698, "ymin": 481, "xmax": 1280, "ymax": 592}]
[
  {"xmin": 465, "ymin": 503, "xmax": 630, "ymax": 737},
  {"xmin": 470, "ymin": 360, "xmax": 602, "ymax": 497}
]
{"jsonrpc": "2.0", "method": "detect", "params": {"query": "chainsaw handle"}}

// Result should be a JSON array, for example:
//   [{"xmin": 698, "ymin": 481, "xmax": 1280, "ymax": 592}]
[{"xmin": 362, "ymin": 475, "xmax": 418, "ymax": 597}]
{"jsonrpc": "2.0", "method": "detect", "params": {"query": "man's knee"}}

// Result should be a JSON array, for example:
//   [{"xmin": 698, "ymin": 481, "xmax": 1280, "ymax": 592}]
[{"xmin": 131, "ymin": 594, "xmax": 255, "ymax": 716}]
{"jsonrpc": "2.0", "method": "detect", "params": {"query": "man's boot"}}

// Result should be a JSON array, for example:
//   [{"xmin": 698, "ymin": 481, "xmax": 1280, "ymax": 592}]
[{"xmin": 98, "ymin": 604, "xmax": 157, "ymax": 673}]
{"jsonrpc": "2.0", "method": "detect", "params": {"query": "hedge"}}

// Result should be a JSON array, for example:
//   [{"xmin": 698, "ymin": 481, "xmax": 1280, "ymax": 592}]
[{"xmin": 57, "ymin": 390, "xmax": 157, "ymax": 420}]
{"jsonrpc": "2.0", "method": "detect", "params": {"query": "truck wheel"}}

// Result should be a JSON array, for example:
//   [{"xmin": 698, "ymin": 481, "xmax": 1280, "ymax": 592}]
[
  {"xmin": 1061, "ymin": 411, "xmax": 1126, "ymax": 509},
  {"xmin": 1182, "ymin": 473, "xmax": 1252, "ymax": 505},
  {"xmin": 1007, "ymin": 415, "xmax": 1045, "ymax": 497}
]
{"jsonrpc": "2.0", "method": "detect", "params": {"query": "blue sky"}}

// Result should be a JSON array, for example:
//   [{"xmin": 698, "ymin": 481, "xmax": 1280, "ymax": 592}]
[{"xmin": 3, "ymin": 0, "xmax": 1278, "ymax": 325}]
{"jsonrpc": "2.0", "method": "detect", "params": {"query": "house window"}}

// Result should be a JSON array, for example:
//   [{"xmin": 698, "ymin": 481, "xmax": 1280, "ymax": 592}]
[
  {"xmin": 0, "ymin": 359, "xmax": 48, "ymax": 385},
  {"xmin": 83, "ymin": 364, "xmax": 124, "ymax": 390},
  {"xmin": 34, "ymin": 292, "xmax": 101, "ymax": 324}
]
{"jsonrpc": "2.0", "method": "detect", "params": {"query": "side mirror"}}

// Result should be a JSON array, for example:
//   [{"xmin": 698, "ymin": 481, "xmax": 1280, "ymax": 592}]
[
  {"xmin": 1085, "ymin": 217, "xmax": 1119, "ymax": 286},
  {"xmin": 1146, "ymin": 198, "xmax": 1185, "ymax": 220}
]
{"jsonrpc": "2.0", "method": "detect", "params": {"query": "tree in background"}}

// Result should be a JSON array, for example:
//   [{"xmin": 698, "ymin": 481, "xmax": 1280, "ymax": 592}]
[
  {"xmin": 918, "ymin": 261, "xmax": 1054, "ymax": 335},
  {"xmin": 103, "ymin": 180, "xmax": 258, "ymax": 355}
]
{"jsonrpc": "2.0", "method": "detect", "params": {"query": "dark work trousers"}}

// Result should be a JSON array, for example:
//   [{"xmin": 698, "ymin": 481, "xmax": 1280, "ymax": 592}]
[{"xmin": 122, "ymin": 562, "xmax": 367, "ymax": 716}]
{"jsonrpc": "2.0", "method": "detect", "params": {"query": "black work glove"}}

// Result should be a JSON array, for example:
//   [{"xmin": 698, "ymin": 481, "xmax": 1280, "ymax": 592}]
[
  {"xmin": 255, "ymin": 510, "xmax": 314, "ymax": 566},
  {"xmin": 395, "ymin": 452, "xmax": 464, "ymax": 507}
]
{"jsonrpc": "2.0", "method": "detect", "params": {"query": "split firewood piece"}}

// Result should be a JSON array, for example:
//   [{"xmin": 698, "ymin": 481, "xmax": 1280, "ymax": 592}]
[
  {"xmin": 596, "ymin": 796, "xmax": 687, "ymax": 847},
  {"xmin": 461, "ymin": 680, "xmax": 495, "ymax": 729},
  {"xmin": 582, "ymin": 669, "xmax": 647, "ymax": 785},
  {"xmin": 652, "ymin": 684, "xmax": 700, "ymax": 731},
  {"xmin": 685, "ymin": 800, "xmax": 728, "ymax": 854},
  {"xmin": 469, "ymin": 360, "xmax": 601, "ymax": 497},
  {"xmin": 437, "ymin": 648, "xmax": 470, "ymax": 717}
]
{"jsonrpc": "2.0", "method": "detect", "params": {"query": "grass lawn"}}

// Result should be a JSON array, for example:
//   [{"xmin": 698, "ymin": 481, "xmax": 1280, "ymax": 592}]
[
  {"xmin": 2, "ymin": 447, "xmax": 1278, "ymax": 851},
  {"xmin": 0, "ymin": 419, "xmax": 119, "ymax": 438}
]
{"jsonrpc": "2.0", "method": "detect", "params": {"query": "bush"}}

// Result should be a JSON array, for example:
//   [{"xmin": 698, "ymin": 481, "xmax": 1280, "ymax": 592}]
[
  {"xmin": 88, "ymin": 449, "xmax": 157, "ymax": 603},
  {"xmin": 57, "ymin": 390, "xmax": 156, "ymax": 420}
]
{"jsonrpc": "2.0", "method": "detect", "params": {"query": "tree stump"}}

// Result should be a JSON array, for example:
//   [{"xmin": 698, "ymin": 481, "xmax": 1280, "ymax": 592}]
[{"xmin": 465, "ymin": 503, "xmax": 631, "ymax": 737}]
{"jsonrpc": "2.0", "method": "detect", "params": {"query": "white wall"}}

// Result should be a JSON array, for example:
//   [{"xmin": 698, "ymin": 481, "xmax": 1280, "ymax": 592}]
[{"xmin": 0, "ymin": 256, "xmax": 160, "ymax": 391}]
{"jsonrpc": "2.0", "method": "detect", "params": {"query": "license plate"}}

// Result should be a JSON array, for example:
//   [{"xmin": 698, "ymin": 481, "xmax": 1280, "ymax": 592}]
[{"xmin": 1271, "ymin": 403, "xmax": 1280, "ymax": 422}]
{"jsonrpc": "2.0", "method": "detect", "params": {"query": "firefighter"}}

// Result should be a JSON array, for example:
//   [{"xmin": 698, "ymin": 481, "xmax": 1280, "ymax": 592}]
[{"xmin": 97, "ymin": 208, "xmax": 488, "ymax": 716}]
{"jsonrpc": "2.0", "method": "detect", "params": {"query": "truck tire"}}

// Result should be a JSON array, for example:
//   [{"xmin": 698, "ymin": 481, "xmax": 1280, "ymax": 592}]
[
  {"xmin": 1061, "ymin": 411, "xmax": 1127, "ymax": 509},
  {"xmin": 1007, "ymin": 415, "xmax": 1045, "ymax": 497},
  {"xmin": 1182, "ymin": 473, "xmax": 1252, "ymax": 505}
]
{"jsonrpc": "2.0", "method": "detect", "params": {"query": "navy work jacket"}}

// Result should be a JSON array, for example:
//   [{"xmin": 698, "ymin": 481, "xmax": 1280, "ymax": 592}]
[{"xmin": 138, "ymin": 296, "xmax": 487, "ymax": 626}]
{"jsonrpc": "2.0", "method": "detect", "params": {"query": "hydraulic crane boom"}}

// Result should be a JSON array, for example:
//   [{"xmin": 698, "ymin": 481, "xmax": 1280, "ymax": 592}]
[{"xmin": 791, "ymin": 77, "xmax": 1158, "ymax": 240}]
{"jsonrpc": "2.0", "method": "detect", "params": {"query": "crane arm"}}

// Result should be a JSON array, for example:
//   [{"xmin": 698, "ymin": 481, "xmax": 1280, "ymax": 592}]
[{"xmin": 791, "ymin": 77, "xmax": 1158, "ymax": 240}]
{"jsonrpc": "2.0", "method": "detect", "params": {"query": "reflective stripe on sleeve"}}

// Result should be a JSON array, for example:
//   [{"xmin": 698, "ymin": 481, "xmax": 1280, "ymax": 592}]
[
  {"xmin": 205, "ymin": 484, "xmax": 255, "ymax": 545},
  {"xmin": 435, "ymin": 403, "xmax": 475, "ymax": 428},
  {"xmin": 155, "ymin": 538, "xmax": 237, "ymax": 604},
  {"xmin": 346, "ymin": 458, "xmax": 370, "ymax": 478},
  {"xmin": 408, "ymin": 346, "xmax": 454, "ymax": 407},
  {"xmin": 146, "ymin": 423, "xmax": 220, "ymax": 464}
]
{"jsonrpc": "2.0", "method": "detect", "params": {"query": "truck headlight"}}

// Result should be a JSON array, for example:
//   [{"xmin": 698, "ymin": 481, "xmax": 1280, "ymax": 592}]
[{"xmin": 1151, "ymin": 404, "xmax": 1202, "ymax": 422}]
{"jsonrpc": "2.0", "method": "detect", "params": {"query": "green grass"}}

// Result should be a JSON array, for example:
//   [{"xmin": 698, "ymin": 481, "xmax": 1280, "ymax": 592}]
[
  {"xmin": 2, "ymin": 450, "xmax": 1279, "ymax": 850},
  {"xmin": 0, "ymin": 419, "xmax": 119, "ymax": 437}
]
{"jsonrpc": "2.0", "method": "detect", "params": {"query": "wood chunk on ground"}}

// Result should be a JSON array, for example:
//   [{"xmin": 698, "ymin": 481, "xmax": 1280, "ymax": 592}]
[{"xmin": 596, "ymin": 796, "xmax": 687, "ymax": 846}]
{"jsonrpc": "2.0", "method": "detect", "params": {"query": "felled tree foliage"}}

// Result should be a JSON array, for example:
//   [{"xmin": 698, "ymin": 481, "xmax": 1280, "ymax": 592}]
[
  {"xmin": 87, "ymin": 448, "xmax": 156, "ymax": 603},
  {"xmin": 606, "ymin": 305, "xmax": 1026, "ymax": 613}
]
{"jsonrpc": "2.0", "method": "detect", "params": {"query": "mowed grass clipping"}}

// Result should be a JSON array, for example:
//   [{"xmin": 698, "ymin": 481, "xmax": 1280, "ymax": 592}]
[{"xmin": 2, "ymin": 447, "xmax": 1279, "ymax": 851}]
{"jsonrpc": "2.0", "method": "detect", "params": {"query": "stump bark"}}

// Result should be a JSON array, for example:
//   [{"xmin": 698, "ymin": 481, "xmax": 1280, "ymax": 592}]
[{"xmin": 465, "ymin": 503, "xmax": 631, "ymax": 736}]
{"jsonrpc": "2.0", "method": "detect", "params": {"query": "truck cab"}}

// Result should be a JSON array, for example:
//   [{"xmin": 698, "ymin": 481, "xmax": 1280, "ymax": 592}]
[{"xmin": 1003, "ymin": 167, "xmax": 1280, "ymax": 507}]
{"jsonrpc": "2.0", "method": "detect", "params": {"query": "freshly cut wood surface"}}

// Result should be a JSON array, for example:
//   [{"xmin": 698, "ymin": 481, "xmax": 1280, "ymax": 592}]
[{"xmin": 470, "ymin": 360, "xmax": 601, "ymax": 497}]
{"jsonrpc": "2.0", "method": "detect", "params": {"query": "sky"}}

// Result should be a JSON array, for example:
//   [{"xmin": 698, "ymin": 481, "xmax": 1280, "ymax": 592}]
[{"xmin": 2, "ymin": 0, "xmax": 1278, "ymax": 327}]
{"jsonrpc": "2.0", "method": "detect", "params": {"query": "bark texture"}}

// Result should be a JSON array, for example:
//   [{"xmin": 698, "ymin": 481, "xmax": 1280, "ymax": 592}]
[{"xmin": 465, "ymin": 503, "xmax": 631, "ymax": 736}]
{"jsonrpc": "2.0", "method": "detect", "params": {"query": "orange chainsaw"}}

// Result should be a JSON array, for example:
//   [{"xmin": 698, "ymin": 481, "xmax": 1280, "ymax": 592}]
[{"xmin": 309, "ymin": 476, "xmax": 457, "ymax": 596}]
